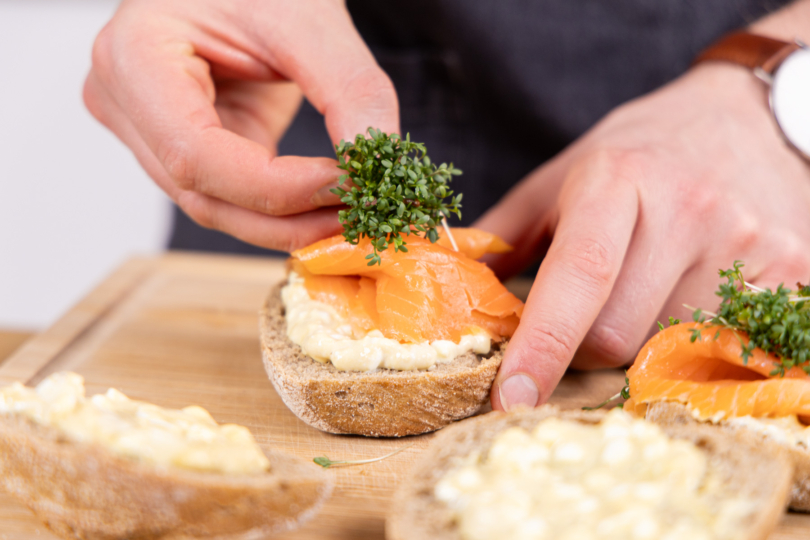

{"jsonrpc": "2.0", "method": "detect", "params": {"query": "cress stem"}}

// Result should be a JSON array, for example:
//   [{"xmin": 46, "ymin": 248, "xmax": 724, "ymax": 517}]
[
  {"xmin": 441, "ymin": 214, "xmax": 459, "ymax": 252},
  {"xmin": 327, "ymin": 443, "xmax": 414, "ymax": 467}
]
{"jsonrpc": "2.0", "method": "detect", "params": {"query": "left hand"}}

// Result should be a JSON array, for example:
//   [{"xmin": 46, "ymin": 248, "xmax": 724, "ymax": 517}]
[
  {"xmin": 84, "ymin": 0, "xmax": 399, "ymax": 252},
  {"xmin": 478, "ymin": 63, "xmax": 810, "ymax": 410}
]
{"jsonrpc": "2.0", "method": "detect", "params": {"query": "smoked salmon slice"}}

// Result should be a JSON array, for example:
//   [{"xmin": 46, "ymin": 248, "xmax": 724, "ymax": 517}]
[
  {"xmin": 290, "ymin": 229, "xmax": 523, "ymax": 343},
  {"xmin": 434, "ymin": 228, "xmax": 513, "ymax": 259},
  {"xmin": 624, "ymin": 322, "xmax": 810, "ymax": 420}
]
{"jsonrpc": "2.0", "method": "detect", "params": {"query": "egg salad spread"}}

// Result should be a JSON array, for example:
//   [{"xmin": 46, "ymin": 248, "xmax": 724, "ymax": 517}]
[
  {"xmin": 0, "ymin": 372, "xmax": 270, "ymax": 475},
  {"xmin": 435, "ymin": 409, "xmax": 755, "ymax": 540}
]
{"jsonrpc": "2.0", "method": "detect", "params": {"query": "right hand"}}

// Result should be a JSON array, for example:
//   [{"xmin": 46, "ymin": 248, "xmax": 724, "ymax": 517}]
[{"xmin": 84, "ymin": 0, "xmax": 399, "ymax": 251}]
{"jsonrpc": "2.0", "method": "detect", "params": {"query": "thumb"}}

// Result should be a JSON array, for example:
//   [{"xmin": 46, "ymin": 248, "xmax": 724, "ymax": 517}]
[{"xmin": 258, "ymin": 1, "xmax": 400, "ymax": 143}]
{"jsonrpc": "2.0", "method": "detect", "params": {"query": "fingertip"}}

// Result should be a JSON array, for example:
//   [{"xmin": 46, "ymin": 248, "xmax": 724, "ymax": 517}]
[
  {"xmin": 490, "ymin": 383, "xmax": 504, "ymax": 411},
  {"xmin": 310, "ymin": 181, "xmax": 342, "ymax": 207},
  {"xmin": 323, "ymin": 68, "xmax": 400, "ymax": 142},
  {"xmin": 282, "ymin": 210, "xmax": 343, "ymax": 252},
  {"xmin": 82, "ymin": 72, "xmax": 105, "ymax": 125},
  {"xmin": 495, "ymin": 373, "xmax": 540, "ymax": 412},
  {"xmin": 493, "ymin": 318, "xmax": 573, "ymax": 411}
]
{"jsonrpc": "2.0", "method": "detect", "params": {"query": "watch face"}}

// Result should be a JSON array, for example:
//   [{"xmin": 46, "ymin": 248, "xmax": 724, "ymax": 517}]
[{"xmin": 771, "ymin": 47, "xmax": 810, "ymax": 159}]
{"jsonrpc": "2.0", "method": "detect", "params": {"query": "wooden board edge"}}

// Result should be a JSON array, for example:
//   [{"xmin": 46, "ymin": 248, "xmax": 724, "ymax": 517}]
[{"xmin": 0, "ymin": 257, "xmax": 158, "ymax": 385}]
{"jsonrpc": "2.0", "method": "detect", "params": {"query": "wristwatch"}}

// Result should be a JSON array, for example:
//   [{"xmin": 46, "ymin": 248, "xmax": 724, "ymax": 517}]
[{"xmin": 696, "ymin": 31, "xmax": 810, "ymax": 160}]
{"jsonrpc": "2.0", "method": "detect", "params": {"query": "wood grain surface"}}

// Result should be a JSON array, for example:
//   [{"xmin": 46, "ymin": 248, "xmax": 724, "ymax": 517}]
[
  {"xmin": 0, "ymin": 331, "xmax": 34, "ymax": 365},
  {"xmin": 0, "ymin": 252, "xmax": 806, "ymax": 540}
]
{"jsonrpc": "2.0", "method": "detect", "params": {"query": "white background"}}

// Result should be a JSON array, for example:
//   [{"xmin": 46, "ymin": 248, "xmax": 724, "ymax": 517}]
[{"xmin": 0, "ymin": 0, "xmax": 171, "ymax": 330}]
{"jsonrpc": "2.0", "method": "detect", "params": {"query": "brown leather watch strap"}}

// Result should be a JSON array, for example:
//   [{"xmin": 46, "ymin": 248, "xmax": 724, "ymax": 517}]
[{"xmin": 695, "ymin": 31, "xmax": 799, "ymax": 74}]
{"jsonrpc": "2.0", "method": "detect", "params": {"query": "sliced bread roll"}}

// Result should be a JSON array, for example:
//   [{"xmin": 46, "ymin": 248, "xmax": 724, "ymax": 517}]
[
  {"xmin": 0, "ymin": 410, "xmax": 332, "ymax": 540},
  {"xmin": 387, "ymin": 406, "xmax": 792, "ymax": 540},
  {"xmin": 260, "ymin": 283, "xmax": 503, "ymax": 437},
  {"xmin": 646, "ymin": 400, "xmax": 810, "ymax": 512}
]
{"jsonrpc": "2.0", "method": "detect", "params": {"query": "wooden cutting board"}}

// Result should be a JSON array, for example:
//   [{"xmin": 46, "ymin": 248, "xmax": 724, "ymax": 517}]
[{"xmin": 0, "ymin": 252, "xmax": 807, "ymax": 540}]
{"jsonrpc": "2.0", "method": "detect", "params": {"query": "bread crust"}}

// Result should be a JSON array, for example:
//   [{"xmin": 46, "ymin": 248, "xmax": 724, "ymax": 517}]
[
  {"xmin": 0, "ymin": 413, "xmax": 333, "ymax": 540},
  {"xmin": 387, "ymin": 406, "xmax": 793, "ymax": 540},
  {"xmin": 259, "ymin": 283, "xmax": 504, "ymax": 437},
  {"xmin": 646, "ymin": 400, "xmax": 810, "ymax": 512}
]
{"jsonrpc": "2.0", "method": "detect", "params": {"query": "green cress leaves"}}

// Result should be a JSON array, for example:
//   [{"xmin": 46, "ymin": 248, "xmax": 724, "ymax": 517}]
[
  {"xmin": 656, "ymin": 317, "xmax": 682, "ymax": 331},
  {"xmin": 330, "ymin": 128, "xmax": 462, "ymax": 266},
  {"xmin": 688, "ymin": 261, "xmax": 810, "ymax": 376}
]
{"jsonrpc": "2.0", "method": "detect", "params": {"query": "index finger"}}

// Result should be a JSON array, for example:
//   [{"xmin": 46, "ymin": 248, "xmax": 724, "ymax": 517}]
[{"xmin": 491, "ymin": 152, "xmax": 639, "ymax": 411}]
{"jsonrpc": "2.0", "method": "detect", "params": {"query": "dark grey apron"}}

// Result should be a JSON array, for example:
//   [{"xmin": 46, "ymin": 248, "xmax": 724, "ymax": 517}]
[{"xmin": 169, "ymin": 0, "xmax": 790, "ymax": 255}]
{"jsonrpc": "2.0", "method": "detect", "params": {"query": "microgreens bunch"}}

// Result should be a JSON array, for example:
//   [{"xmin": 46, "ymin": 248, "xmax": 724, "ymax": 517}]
[
  {"xmin": 688, "ymin": 261, "xmax": 810, "ymax": 376},
  {"xmin": 331, "ymin": 128, "xmax": 462, "ymax": 266}
]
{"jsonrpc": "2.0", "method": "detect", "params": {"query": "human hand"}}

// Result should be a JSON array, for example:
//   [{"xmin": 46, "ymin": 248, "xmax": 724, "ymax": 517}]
[
  {"xmin": 479, "ymin": 63, "xmax": 810, "ymax": 410},
  {"xmin": 84, "ymin": 0, "xmax": 398, "ymax": 251}
]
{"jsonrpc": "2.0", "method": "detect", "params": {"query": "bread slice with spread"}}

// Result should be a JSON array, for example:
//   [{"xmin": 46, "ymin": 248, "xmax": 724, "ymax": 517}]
[
  {"xmin": 260, "ymin": 229, "xmax": 523, "ymax": 437},
  {"xmin": 0, "ymin": 373, "xmax": 332, "ymax": 540},
  {"xmin": 620, "ymin": 263, "xmax": 810, "ymax": 511},
  {"xmin": 387, "ymin": 406, "xmax": 792, "ymax": 540},
  {"xmin": 624, "ymin": 322, "xmax": 810, "ymax": 511}
]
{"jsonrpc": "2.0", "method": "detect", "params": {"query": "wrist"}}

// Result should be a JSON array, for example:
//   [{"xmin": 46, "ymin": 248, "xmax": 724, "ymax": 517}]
[
  {"xmin": 750, "ymin": 0, "xmax": 810, "ymax": 43},
  {"xmin": 675, "ymin": 60, "xmax": 810, "ymax": 170},
  {"xmin": 692, "ymin": 30, "xmax": 810, "ymax": 161},
  {"xmin": 681, "ymin": 62, "xmax": 769, "ymax": 115}
]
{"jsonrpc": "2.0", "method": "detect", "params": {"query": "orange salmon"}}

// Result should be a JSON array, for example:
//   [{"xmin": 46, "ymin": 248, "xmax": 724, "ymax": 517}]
[
  {"xmin": 290, "ymin": 229, "xmax": 523, "ymax": 343},
  {"xmin": 625, "ymin": 322, "xmax": 810, "ymax": 420}
]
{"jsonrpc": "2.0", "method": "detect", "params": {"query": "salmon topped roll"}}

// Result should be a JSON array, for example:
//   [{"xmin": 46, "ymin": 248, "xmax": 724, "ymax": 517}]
[
  {"xmin": 625, "ymin": 322, "xmax": 810, "ymax": 422},
  {"xmin": 260, "ymin": 228, "xmax": 525, "ymax": 437},
  {"xmin": 622, "ymin": 262, "xmax": 810, "ymax": 510}
]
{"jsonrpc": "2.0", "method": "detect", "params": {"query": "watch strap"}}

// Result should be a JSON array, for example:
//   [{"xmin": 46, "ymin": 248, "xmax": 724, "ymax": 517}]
[{"xmin": 695, "ymin": 31, "xmax": 799, "ymax": 74}]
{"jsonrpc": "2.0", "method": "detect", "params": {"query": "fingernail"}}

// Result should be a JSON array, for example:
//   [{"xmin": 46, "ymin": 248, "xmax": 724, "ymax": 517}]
[
  {"xmin": 499, "ymin": 374, "xmax": 539, "ymax": 411},
  {"xmin": 311, "ymin": 183, "xmax": 340, "ymax": 207}
]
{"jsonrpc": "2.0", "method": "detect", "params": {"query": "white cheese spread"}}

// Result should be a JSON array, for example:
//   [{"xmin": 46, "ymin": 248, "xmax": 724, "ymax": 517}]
[
  {"xmin": 726, "ymin": 414, "xmax": 810, "ymax": 448},
  {"xmin": 435, "ymin": 409, "xmax": 754, "ymax": 540},
  {"xmin": 0, "ymin": 372, "xmax": 270, "ymax": 475},
  {"xmin": 281, "ymin": 271, "xmax": 491, "ymax": 371},
  {"xmin": 686, "ymin": 402, "xmax": 810, "ymax": 448}
]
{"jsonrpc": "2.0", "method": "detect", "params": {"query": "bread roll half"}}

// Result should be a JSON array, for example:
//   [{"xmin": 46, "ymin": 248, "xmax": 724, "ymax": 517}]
[
  {"xmin": 260, "ymin": 284, "xmax": 504, "ymax": 437},
  {"xmin": 0, "ymin": 413, "xmax": 333, "ymax": 540},
  {"xmin": 387, "ymin": 406, "xmax": 792, "ymax": 540}
]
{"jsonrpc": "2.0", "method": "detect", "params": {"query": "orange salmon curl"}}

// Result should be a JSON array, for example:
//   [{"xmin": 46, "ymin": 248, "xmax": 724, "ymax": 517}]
[
  {"xmin": 625, "ymin": 322, "xmax": 810, "ymax": 421},
  {"xmin": 289, "ymin": 228, "xmax": 523, "ymax": 344}
]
